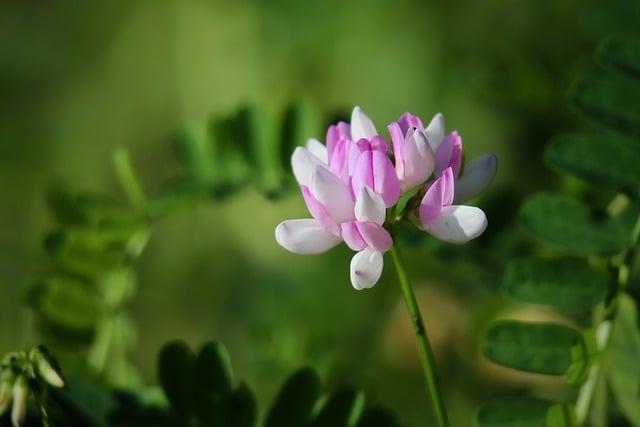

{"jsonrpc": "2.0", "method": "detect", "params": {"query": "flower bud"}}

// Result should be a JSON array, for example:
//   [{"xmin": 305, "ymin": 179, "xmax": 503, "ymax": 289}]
[
  {"xmin": 33, "ymin": 348, "xmax": 64, "ymax": 388},
  {"xmin": 0, "ymin": 369, "xmax": 14, "ymax": 416},
  {"xmin": 11, "ymin": 376, "xmax": 28, "ymax": 427}
]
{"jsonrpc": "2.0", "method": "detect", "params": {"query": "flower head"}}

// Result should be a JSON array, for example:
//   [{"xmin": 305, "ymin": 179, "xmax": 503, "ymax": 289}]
[{"xmin": 276, "ymin": 107, "xmax": 496, "ymax": 290}]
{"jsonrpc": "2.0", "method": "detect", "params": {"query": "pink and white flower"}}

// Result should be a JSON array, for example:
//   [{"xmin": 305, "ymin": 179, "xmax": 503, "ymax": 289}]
[{"xmin": 276, "ymin": 106, "xmax": 495, "ymax": 290}]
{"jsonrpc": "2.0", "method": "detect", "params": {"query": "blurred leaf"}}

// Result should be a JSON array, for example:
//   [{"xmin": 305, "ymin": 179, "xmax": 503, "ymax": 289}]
[
  {"xmin": 597, "ymin": 36, "xmax": 640, "ymax": 80},
  {"xmin": 546, "ymin": 403, "xmax": 577, "ymax": 427},
  {"xmin": 520, "ymin": 193, "xmax": 629, "ymax": 256},
  {"xmin": 604, "ymin": 293, "xmax": 640, "ymax": 426},
  {"xmin": 503, "ymin": 258, "xmax": 609, "ymax": 312},
  {"xmin": 265, "ymin": 367, "xmax": 321, "ymax": 427},
  {"xmin": 355, "ymin": 406, "xmax": 399, "ymax": 427},
  {"xmin": 28, "ymin": 276, "xmax": 103, "ymax": 335},
  {"xmin": 280, "ymin": 101, "xmax": 316, "ymax": 173},
  {"xmin": 571, "ymin": 69, "xmax": 640, "ymax": 138},
  {"xmin": 311, "ymin": 387, "xmax": 365, "ymax": 427},
  {"xmin": 483, "ymin": 320, "xmax": 580, "ymax": 375},
  {"xmin": 173, "ymin": 126, "xmax": 217, "ymax": 186},
  {"xmin": 545, "ymin": 132, "xmax": 640, "ymax": 197},
  {"xmin": 565, "ymin": 329, "xmax": 598, "ymax": 386},
  {"xmin": 157, "ymin": 341, "xmax": 195, "ymax": 417},
  {"xmin": 193, "ymin": 341, "xmax": 233, "ymax": 426},
  {"xmin": 228, "ymin": 382, "xmax": 258, "ymax": 427},
  {"xmin": 475, "ymin": 397, "xmax": 554, "ymax": 427}
]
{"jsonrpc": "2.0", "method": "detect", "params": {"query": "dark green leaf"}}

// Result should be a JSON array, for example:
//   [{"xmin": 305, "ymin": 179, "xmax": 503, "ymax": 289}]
[
  {"xmin": 545, "ymin": 132, "xmax": 640, "ymax": 196},
  {"xmin": 280, "ymin": 101, "xmax": 316, "ymax": 173},
  {"xmin": 356, "ymin": 406, "xmax": 399, "ymax": 427},
  {"xmin": 311, "ymin": 387, "xmax": 365, "ymax": 427},
  {"xmin": 265, "ymin": 367, "xmax": 321, "ymax": 427},
  {"xmin": 520, "ymin": 193, "xmax": 629, "ymax": 256},
  {"xmin": 571, "ymin": 68, "xmax": 640, "ymax": 138},
  {"xmin": 503, "ymin": 258, "xmax": 609, "ymax": 312},
  {"xmin": 604, "ymin": 293, "xmax": 640, "ymax": 426},
  {"xmin": 483, "ymin": 321, "xmax": 580, "ymax": 375},
  {"xmin": 173, "ymin": 127, "xmax": 217, "ymax": 186},
  {"xmin": 597, "ymin": 36, "xmax": 640, "ymax": 80},
  {"xmin": 157, "ymin": 341, "xmax": 195, "ymax": 416},
  {"xmin": 228, "ymin": 383, "xmax": 258, "ymax": 427},
  {"xmin": 565, "ymin": 329, "xmax": 598, "ymax": 386},
  {"xmin": 475, "ymin": 397, "xmax": 554, "ymax": 427},
  {"xmin": 193, "ymin": 341, "xmax": 233, "ymax": 426},
  {"xmin": 27, "ymin": 276, "xmax": 103, "ymax": 334}
]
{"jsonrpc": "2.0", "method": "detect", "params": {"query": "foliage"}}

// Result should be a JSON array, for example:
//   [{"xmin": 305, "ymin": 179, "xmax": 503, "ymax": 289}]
[{"xmin": 477, "ymin": 35, "xmax": 640, "ymax": 426}]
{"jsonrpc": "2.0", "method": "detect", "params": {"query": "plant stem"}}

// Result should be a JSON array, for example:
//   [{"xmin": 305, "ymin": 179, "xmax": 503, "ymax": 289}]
[{"xmin": 390, "ymin": 244, "xmax": 450, "ymax": 427}]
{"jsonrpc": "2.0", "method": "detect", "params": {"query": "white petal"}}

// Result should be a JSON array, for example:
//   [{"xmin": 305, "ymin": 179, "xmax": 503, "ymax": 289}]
[
  {"xmin": 310, "ymin": 166, "xmax": 355, "ymax": 223},
  {"xmin": 291, "ymin": 147, "xmax": 325, "ymax": 186},
  {"xmin": 424, "ymin": 205, "xmax": 487, "ymax": 244},
  {"xmin": 425, "ymin": 112, "xmax": 445, "ymax": 152},
  {"xmin": 275, "ymin": 219, "xmax": 342, "ymax": 254},
  {"xmin": 350, "ymin": 248, "xmax": 384, "ymax": 290},
  {"xmin": 305, "ymin": 138, "xmax": 328, "ymax": 164},
  {"xmin": 453, "ymin": 154, "xmax": 497, "ymax": 203},
  {"xmin": 355, "ymin": 186, "xmax": 386, "ymax": 225},
  {"xmin": 350, "ymin": 106, "xmax": 378, "ymax": 140}
]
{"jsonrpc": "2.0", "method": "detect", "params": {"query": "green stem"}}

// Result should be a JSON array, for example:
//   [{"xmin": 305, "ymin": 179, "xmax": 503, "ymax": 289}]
[
  {"xmin": 390, "ymin": 244, "xmax": 450, "ymax": 427},
  {"xmin": 112, "ymin": 147, "xmax": 148, "ymax": 211}
]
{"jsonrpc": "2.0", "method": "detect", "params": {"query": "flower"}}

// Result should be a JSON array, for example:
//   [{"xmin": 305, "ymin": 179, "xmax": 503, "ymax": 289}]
[
  {"xmin": 419, "ymin": 167, "xmax": 488, "ymax": 243},
  {"xmin": 276, "ymin": 106, "xmax": 495, "ymax": 290}
]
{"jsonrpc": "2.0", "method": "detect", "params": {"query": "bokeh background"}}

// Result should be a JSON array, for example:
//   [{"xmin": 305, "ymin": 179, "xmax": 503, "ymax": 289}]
[{"xmin": 1, "ymin": 0, "xmax": 639, "ymax": 425}]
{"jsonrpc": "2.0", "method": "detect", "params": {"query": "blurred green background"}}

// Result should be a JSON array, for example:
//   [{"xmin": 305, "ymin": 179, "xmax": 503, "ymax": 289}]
[{"xmin": 1, "ymin": 0, "xmax": 639, "ymax": 425}]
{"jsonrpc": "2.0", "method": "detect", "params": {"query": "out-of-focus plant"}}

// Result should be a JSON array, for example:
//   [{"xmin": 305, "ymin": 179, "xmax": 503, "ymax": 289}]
[
  {"xmin": 0, "ymin": 346, "xmax": 64, "ymax": 427},
  {"xmin": 476, "ymin": 36, "xmax": 640, "ymax": 427}
]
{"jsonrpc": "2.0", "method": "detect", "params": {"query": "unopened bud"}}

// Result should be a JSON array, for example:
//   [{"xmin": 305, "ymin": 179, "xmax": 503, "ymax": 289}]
[
  {"xmin": 11, "ymin": 376, "xmax": 28, "ymax": 427},
  {"xmin": 0, "ymin": 369, "xmax": 14, "ymax": 415}
]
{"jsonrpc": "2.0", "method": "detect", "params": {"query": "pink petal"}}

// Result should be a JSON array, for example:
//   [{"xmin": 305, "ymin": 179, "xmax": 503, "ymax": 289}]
[
  {"xmin": 275, "ymin": 219, "xmax": 342, "ymax": 254},
  {"xmin": 351, "ymin": 151, "xmax": 374, "ymax": 197},
  {"xmin": 356, "ymin": 221, "xmax": 393, "ymax": 252},
  {"xmin": 341, "ymin": 221, "xmax": 367, "ymax": 251},
  {"xmin": 441, "ymin": 166, "xmax": 455, "ymax": 206},
  {"xmin": 419, "ymin": 167, "xmax": 454, "ymax": 225},
  {"xmin": 372, "ymin": 150, "xmax": 400, "ymax": 207},
  {"xmin": 351, "ymin": 106, "xmax": 378, "ymax": 140},
  {"xmin": 301, "ymin": 186, "xmax": 340, "ymax": 236},
  {"xmin": 423, "ymin": 205, "xmax": 487, "ymax": 243},
  {"xmin": 425, "ymin": 113, "xmax": 445, "ymax": 152},
  {"xmin": 350, "ymin": 248, "xmax": 384, "ymax": 290},
  {"xmin": 326, "ymin": 122, "xmax": 350, "ymax": 159},
  {"xmin": 355, "ymin": 186, "xmax": 386, "ymax": 225},
  {"xmin": 310, "ymin": 166, "xmax": 355, "ymax": 223},
  {"xmin": 435, "ymin": 131, "xmax": 463, "ymax": 178},
  {"xmin": 397, "ymin": 112, "xmax": 424, "ymax": 135},
  {"xmin": 388, "ymin": 122, "xmax": 406, "ymax": 178}
]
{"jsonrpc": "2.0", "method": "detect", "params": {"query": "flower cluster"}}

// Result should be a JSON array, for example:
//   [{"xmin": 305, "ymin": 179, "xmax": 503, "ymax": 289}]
[{"xmin": 276, "ymin": 107, "xmax": 496, "ymax": 290}]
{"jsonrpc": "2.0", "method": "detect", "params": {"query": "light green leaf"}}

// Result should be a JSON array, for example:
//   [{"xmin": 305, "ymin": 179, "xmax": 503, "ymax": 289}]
[
  {"xmin": 27, "ymin": 276, "xmax": 104, "ymax": 334},
  {"xmin": 520, "ymin": 193, "xmax": 629, "ymax": 256},
  {"xmin": 545, "ymin": 132, "xmax": 640, "ymax": 197},
  {"xmin": 483, "ymin": 320, "xmax": 580, "ymax": 375},
  {"xmin": 604, "ymin": 293, "xmax": 640, "ymax": 426},
  {"xmin": 565, "ymin": 329, "xmax": 598, "ymax": 386},
  {"xmin": 265, "ymin": 367, "xmax": 321, "ymax": 427},
  {"xmin": 503, "ymin": 258, "xmax": 609, "ymax": 312},
  {"xmin": 546, "ymin": 403, "xmax": 577, "ymax": 427},
  {"xmin": 597, "ymin": 36, "xmax": 640, "ymax": 80},
  {"xmin": 475, "ymin": 397, "xmax": 554, "ymax": 427}
]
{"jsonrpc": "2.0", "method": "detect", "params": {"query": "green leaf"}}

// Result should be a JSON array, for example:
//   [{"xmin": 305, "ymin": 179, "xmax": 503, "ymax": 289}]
[
  {"xmin": 503, "ymin": 258, "xmax": 609, "ymax": 312},
  {"xmin": 604, "ymin": 293, "xmax": 640, "ymax": 426},
  {"xmin": 228, "ymin": 382, "xmax": 258, "ymax": 427},
  {"xmin": 565, "ymin": 329, "xmax": 598, "ymax": 386},
  {"xmin": 483, "ymin": 320, "xmax": 580, "ymax": 375},
  {"xmin": 475, "ymin": 397, "xmax": 554, "ymax": 427},
  {"xmin": 545, "ymin": 132, "xmax": 640, "ymax": 197},
  {"xmin": 597, "ymin": 36, "xmax": 640, "ymax": 80},
  {"xmin": 520, "ymin": 193, "xmax": 629, "ymax": 256},
  {"xmin": 571, "ymin": 68, "xmax": 640, "ymax": 138},
  {"xmin": 356, "ymin": 406, "xmax": 399, "ymax": 427},
  {"xmin": 193, "ymin": 341, "xmax": 233, "ymax": 426},
  {"xmin": 546, "ymin": 403, "xmax": 577, "ymax": 427},
  {"xmin": 311, "ymin": 387, "xmax": 365, "ymax": 427},
  {"xmin": 265, "ymin": 367, "xmax": 322, "ymax": 427},
  {"xmin": 157, "ymin": 341, "xmax": 195, "ymax": 416},
  {"xmin": 173, "ymin": 126, "xmax": 217, "ymax": 186},
  {"xmin": 280, "ymin": 101, "xmax": 316, "ymax": 173},
  {"xmin": 27, "ymin": 276, "xmax": 104, "ymax": 334}
]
